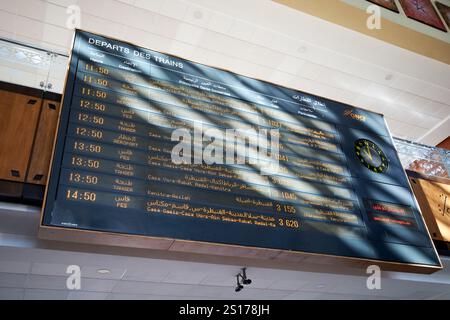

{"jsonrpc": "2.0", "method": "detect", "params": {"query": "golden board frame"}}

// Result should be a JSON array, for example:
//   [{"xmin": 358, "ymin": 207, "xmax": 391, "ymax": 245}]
[
  {"xmin": 407, "ymin": 171, "xmax": 450, "ymax": 243},
  {"xmin": 38, "ymin": 29, "xmax": 442, "ymax": 275}
]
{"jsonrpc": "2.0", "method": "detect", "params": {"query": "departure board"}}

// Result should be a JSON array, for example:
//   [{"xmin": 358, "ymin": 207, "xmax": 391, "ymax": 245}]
[{"xmin": 40, "ymin": 30, "xmax": 441, "ymax": 272}]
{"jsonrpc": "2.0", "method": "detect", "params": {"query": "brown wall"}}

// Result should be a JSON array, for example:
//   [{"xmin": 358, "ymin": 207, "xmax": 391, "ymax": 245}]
[
  {"xmin": 409, "ymin": 174, "xmax": 450, "ymax": 243},
  {"xmin": 0, "ymin": 82, "xmax": 61, "ymax": 200},
  {"xmin": 437, "ymin": 136, "xmax": 450, "ymax": 150}
]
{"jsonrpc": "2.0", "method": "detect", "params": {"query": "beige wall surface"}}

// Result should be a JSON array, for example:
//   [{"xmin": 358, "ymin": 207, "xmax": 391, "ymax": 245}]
[{"xmin": 275, "ymin": 0, "xmax": 450, "ymax": 65}]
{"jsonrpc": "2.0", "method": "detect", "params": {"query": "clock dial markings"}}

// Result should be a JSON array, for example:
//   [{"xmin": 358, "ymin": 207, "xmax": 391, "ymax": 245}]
[{"xmin": 354, "ymin": 139, "xmax": 388, "ymax": 174}]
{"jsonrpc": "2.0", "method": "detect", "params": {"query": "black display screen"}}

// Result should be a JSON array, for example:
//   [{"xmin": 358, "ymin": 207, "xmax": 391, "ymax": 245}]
[{"xmin": 41, "ymin": 30, "xmax": 441, "ymax": 270}]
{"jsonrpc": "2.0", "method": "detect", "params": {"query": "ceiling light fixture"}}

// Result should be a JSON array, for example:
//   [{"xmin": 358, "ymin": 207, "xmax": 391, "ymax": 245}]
[
  {"xmin": 194, "ymin": 10, "xmax": 203, "ymax": 19},
  {"xmin": 297, "ymin": 45, "xmax": 307, "ymax": 54},
  {"xmin": 97, "ymin": 268, "xmax": 111, "ymax": 274}
]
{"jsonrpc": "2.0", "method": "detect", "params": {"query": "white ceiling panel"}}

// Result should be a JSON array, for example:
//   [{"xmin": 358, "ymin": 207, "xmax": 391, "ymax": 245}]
[
  {"xmin": 127, "ymin": 7, "xmax": 158, "ymax": 31},
  {"xmin": 78, "ymin": 278, "xmax": 117, "ymax": 292},
  {"xmin": 67, "ymin": 291, "xmax": 110, "ymax": 300},
  {"xmin": 1, "ymin": 0, "xmax": 448, "ymax": 144},
  {"xmin": 43, "ymin": 2, "xmax": 67, "ymax": 28},
  {"xmin": 161, "ymin": 271, "xmax": 209, "ymax": 285},
  {"xmin": 184, "ymin": 3, "xmax": 213, "ymax": 28},
  {"xmin": 133, "ymin": 0, "xmax": 163, "ymax": 14},
  {"xmin": 0, "ymin": 287, "xmax": 24, "ymax": 300},
  {"xmin": 24, "ymin": 288, "xmax": 68, "ymax": 300},
  {"xmin": 0, "ymin": 273, "xmax": 27, "ymax": 288},
  {"xmin": 160, "ymin": 0, "xmax": 189, "ymax": 21},
  {"xmin": 122, "ymin": 267, "xmax": 170, "ymax": 283},
  {"xmin": 207, "ymin": 11, "xmax": 234, "ymax": 34},
  {"xmin": 0, "ymin": 261, "xmax": 31, "ymax": 274},
  {"xmin": 112, "ymin": 280, "xmax": 190, "ymax": 296},
  {"xmin": 31, "ymin": 262, "xmax": 68, "ymax": 277},
  {"xmin": 26, "ymin": 275, "xmax": 68, "ymax": 290},
  {"xmin": 267, "ymin": 278, "xmax": 308, "ymax": 291}
]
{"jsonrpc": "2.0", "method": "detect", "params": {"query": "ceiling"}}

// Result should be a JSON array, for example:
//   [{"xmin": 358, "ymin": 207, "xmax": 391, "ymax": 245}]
[
  {"xmin": 0, "ymin": 0, "xmax": 449, "ymax": 145},
  {"xmin": 0, "ymin": 0, "xmax": 450, "ymax": 299},
  {"xmin": 0, "ymin": 201, "xmax": 449, "ymax": 300}
]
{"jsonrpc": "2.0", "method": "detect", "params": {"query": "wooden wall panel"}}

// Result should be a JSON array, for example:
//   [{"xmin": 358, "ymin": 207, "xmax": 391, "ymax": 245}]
[
  {"xmin": 410, "ymin": 177, "xmax": 450, "ymax": 242},
  {"xmin": 437, "ymin": 136, "xmax": 450, "ymax": 150},
  {"xmin": 0, "ymin": 90, "xmax": 41, "ymax": 182},
  {"xmin": 26, "ymin": 100, "xmax": 60, "ymax": 185}
]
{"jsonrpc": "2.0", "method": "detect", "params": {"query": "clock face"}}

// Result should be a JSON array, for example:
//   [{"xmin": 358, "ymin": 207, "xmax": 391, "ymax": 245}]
[{"xmin": 354, "ymin": 139, "xmax": 389, "ymax": 173}]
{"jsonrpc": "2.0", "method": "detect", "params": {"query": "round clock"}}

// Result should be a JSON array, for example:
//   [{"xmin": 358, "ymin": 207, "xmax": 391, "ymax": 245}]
[{"xmin": 354, "ymin": 139, "xmax": 388, "ymax": 173}]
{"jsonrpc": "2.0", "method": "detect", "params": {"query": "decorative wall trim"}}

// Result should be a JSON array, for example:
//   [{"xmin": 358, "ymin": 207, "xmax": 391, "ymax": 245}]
[{"xmin": 274, "ymin": 0, "xmax": 450, "ymax": 65}]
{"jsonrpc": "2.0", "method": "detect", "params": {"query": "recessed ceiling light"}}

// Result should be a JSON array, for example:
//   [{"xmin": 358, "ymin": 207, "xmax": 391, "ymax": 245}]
[
  {"xmin": 297, "ymin": 45, "xmax": 307, "ymax": 53},
  {"xmin": 194, "ymin": 10, "xmax": 203, "ymax": 19},
  {"xmin": 97, "ymin": 268, "xmax": 111, "ymax": 274}
]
